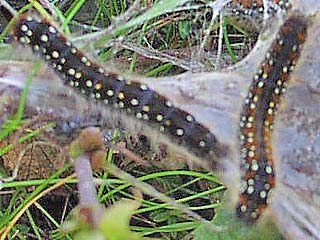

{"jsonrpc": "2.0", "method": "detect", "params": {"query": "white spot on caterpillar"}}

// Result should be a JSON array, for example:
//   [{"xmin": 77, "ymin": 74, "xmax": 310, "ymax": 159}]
[
  {"xmin": 117, "ymin": 75, "xmax": 124, "ymax": 81},
  {"xmin": 40, "ymin": 34, "xmax": 49, "ymax": 42},
  {"xmin": 251, "ymin": 211, "xmax": 258, "ymax": 219},
  {"xmin": 142, "ymin": 105, "xmax": 150, "ymax": 112},
  {"xmin": 20, "ymin": 24, "xmax": 28, "ymax": 32},
  {"xmin": 240, "ymin": 205, "xmax": 247, "ymax": 212},
  {"xmin": 143, "ymin": 114, "xmax": 149, "ymax": 120},
  {"xmin": 130, "ymin": 98, "xmax": 139, "ymax": 106},
  {"xmin": 140, "ymin": 84, "xmax": 148, "ymax": 91},
  {"xmin": 60, "ymin": 58, "xmax": 66, "ymax": 64},
  {"xmin": 258, "ymin": 81, "xmax": 264, "ymax": 88},
  {"xmin": 199, "ymin": 140, "xmax": 206, "ymax": 147},
  {"xmin": 186, "ymin": 115, "xmax": 193, "ymax": 122},
  {"xmin": 265, "ymin": 166, "xmax": 273, "ymax": 174},
  {"xmin": 75, "ymin": 72, "xmax": 82, "ymax": 79},
  {"xmin": 176, "ymin": 128, "xmax": 184, "ymax": 136},
  {"xmin": 247, "ymin": 186, "xmax": 254, "ymax": 194},
  {"xmin": 81, "ymin": 56, "xmax": 88, "ymax": 64},
  {"xmin": 166, "ymin": 101, "xmax": 173, "ymax": 107},
  {"xmin": 136, "ymin": 112, "xmax": 142, "ymax": 119},
  {"xmin": 48, "ymin": 26, "xmax": 57, "ymax": 34},
  {"xmin": 86, "ymin": 80, "xmax": 93, "ymax": 88},
  {"xmin": 68, "ymin": 68, "xmax": 76, "ymax": 76},
  {"xmin": 248, "ymin": 151, "xmax": 255, "ymax": 158},
  {"xmin": 52, "ymin": 51, "xmax": 59, "ymax": 58},
  {"xmin": 107, "ymin": 89, "xmax": 114, "ymax": 97},
  {"xmin": 260, "ymin": 191, "xmax": 267, "ymax": 199},
  {"xmin": 19, "ymin": 37, "xmax": 26, "ymax": 43},
  {"xmin": 119, "ymin": 101, "xmax": 124, "ymax": 108},
  {"xmin": 250, "ymin": 103, "xmax": 256, "ymax": 109},
  {"xmin": 156, "ymin": 114, "xmax": 163, "ymax": 122},
  {"xmin": 251, "ymin": 161, "xmax": 259, "ymax": 171},
  {"xmin": 248, "ymin": 178, "xmax": 254, "ymax": 185},
  {"xmin": 26, "ymin": 30, "xmax": 33, "ymax": 36},
  {"xmin": 95, "ymin": 92, "xmax": 101, "ymax": 99}
]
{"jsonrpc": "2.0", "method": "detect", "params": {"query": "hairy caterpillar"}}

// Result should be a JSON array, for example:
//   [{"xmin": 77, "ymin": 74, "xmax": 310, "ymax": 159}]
[
  {"xmin": 11, "ymin": 13, "xmax": 226, "ymax": 169},
  {"xmin": 237, "ymin": 14, "xmax": 308, "ymax": 222},
  {"xmin": 230, "ymin": 0, "xmax": 291, "ymax": 16},
  {"xmin": 2, "ymin": 6, "xmax": 319, "ymax": 239}
]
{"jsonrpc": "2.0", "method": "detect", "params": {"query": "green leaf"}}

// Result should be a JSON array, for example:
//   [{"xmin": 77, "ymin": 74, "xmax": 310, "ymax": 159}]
[
  {"xmin": 178, "ymin": 20, "xmax": 191, "ymax": 40},
  {"xmin": 194, "ymin": 192, "xmax": 283, "ymax": 240},
  {"xmin": 99, "ymin": 199, "xmax": 143, "ymax": 240}
]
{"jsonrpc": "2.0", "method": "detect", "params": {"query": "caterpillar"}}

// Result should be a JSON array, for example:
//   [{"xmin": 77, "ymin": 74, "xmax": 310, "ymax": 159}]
[
  {"xmin": 230, "ymin": 0, "xmax": 291, "ymax": 16},
  {"xmin": 237, "ymin": 14, "xmax": 308, "ymax": 223},
  {"xmin": 11, "ymin": 13, "xmax": 225, "ymax": 168}
]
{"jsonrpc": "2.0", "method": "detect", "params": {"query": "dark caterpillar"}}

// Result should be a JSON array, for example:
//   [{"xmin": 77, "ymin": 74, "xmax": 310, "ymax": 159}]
[
  {"xmin": 11, "ymin": 13, "xmax": 224, "ymax": 167},
  {"xmin": 237, "ymin": 14, "xmax": 308, "ymax": 223},
  {"xmin": 230, "ymin": 0, "xmax": 290, "ymax": 16}
]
